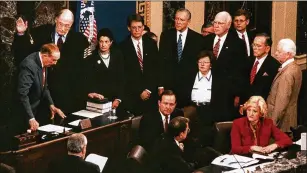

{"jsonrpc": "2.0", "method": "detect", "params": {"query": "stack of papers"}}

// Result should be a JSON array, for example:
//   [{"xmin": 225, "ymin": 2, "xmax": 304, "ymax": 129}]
[
  {"xmin": 211, "ymin": 154, "xmax": 259, "ymax": 169},
  {"xmin": 72, "ymin": 110, "xmax": 102, "ymax": 118},
  {"xmin": 85, "ymin": 154, "xmax": 108, "ymax": 172},
  {"xmin": 38, "ymin": 124, "xmax": 71, "ymax": 133},
  {"xmin": 224, "ymin": 161, "xmax": 274, "ymax": 173}
]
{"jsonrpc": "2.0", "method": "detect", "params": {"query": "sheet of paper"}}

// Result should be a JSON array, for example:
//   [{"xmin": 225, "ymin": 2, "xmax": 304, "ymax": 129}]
[
  {"xmin": 68, "ymin": 119, "xmax": 81, "ymax": 126},
  {"xmin": 85, "ymin": 153, "xmax": 108, "ymax": 172},
  {"xmin": 38, "ymin": 124, "xmax": 71, "ymax": 133},
  {"xmin": 224, "ymin": 161, "xmax": 274, "ymax": 173},
  {"xmin": 294, "ymin": 138, "xmax": 302, "ymax": 146},
  {"xmin": 72, "ymin": 110, "xmax": 102, "ymax": 118},
  {"xmin": 211, "ymin": 154, "xmax": 259, "ymax": 169}
]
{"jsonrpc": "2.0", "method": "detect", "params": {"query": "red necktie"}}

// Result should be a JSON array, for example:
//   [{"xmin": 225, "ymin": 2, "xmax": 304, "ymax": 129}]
[
  {"xmin": 250, "ymin": 61, "xmax": 259, "ymax": 84},
  {"xmin": 213, "ymin": 38, "xmax": 221, "ymax": 58},
  {"xmin": 57, "ymin": 36, "xmax": 63, "ymax": 49},
  {"xmin": 137, "ymin": 41, "xmax": 143, "ymax": 71},
  {"xmin": 164, "ymin": 115, "xmax": 169, "ymax": 132},
  {"xmin": 42, "ymin": 67, "xmax": 46, "ymax": 87},
  {"xmin": 242, "ymin": 34, "xmax": 249, "ymax": 56}
]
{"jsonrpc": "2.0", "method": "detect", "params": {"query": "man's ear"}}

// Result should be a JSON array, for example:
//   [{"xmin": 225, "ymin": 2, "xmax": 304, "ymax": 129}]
[
  {"xmin": 127, "ymin": 26, "xmax": 131, "ymax": 32},
  {"xmin": 246, "ymin": 19, "xmax": 250, "ymax": 25}
]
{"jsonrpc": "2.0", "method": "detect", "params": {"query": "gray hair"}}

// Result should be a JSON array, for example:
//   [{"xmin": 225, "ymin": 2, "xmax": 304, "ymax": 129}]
[
  {"xmin": 176, "ymin": 8, "xmax": 191, "ymax": 20},
  {"xmin": 67, "ymin": 133, "xmax": 87, "ymax": 153},
  {"xmin": 215, "ymin": 11, "xmax": 232, "ymax": 28},
  {"xmin": 277, "ymin": 38, "xmax": 296, "ymax": 57}
]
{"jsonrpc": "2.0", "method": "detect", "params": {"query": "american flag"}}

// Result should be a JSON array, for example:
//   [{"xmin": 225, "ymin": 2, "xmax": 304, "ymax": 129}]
[{"xmin": 79, "ymin": 0, "xmax": 97, "ymax": 58}]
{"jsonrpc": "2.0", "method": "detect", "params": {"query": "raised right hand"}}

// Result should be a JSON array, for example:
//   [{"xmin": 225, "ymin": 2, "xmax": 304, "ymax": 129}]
[{"xmin": 16, "ymin": 17, "xmax": 28, "ymax": 35}]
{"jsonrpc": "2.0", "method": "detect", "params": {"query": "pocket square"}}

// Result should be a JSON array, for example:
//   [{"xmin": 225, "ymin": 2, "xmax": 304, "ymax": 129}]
[{"xmin": 262, "ymin": 72, "xmax": 269, "ymax": 76}]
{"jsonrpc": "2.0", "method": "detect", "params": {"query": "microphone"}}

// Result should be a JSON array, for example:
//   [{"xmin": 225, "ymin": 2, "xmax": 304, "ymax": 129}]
[{"xmin": 232, "ymin": 154, "xmax": 245, "ymax": 173}]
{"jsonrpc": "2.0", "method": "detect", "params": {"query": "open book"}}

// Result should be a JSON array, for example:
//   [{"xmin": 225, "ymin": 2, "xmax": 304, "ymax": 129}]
[{"xmin": 85, "ymin": 154, "xmax": 108, "ymax": 173}]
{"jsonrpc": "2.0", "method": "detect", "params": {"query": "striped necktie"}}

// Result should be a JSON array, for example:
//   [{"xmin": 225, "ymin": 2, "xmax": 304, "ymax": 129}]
[
  {"xmin": 213, "ymin": 38, "xmax": 221, "ymax": 58},
  {"xmin": 177, "ymin": 34, "xmax": 183, "ymax": 62},
  {"xmin": 137, "ymin": 41, "xmax": 143, "ymax": 71}
]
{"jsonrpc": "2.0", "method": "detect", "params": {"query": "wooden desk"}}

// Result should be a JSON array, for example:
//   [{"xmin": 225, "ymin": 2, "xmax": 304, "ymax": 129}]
[{"xmin": 0, "ymin": 115, "xmax": 133, "ymax": 173}]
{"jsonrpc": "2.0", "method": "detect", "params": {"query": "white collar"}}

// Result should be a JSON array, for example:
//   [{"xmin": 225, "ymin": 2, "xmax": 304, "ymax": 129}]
[
  {"xmin": 131, "ymin": 36, "xmax": 142, "ymax": 45},
  {"xmin": 198, "ymin": 70, "xmax": 212, "ymax": 81},
  {"xmin": 177, "ymin": 28, "xmax": 188, "ymax": 37},
  {"xmin": 215, "ymin": 32, "xmax": 228, "ymax": 42},
  {"xmin": 255, "ymin": 54, "xmax": 268, "ymax": 64},
  {"xmin": 236, "ymin": 30, "xmax": 247, "ymax": 37},
  {"xmin": 281, "ymin": 58, "xmax": 295, "ymax": 69},
  {"xmin": 38, "ymin": 52, "xmax": 44, "ymax": 68},
  {"xmin": 159, "ymin": 111, "xmax": 169, "ymax": 121}
]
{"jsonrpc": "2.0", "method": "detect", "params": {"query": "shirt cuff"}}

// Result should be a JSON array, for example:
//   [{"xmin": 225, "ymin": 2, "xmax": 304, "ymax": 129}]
[{"xmin": 29, "ymin": 118, "xmax": 35, "ymax": 122}]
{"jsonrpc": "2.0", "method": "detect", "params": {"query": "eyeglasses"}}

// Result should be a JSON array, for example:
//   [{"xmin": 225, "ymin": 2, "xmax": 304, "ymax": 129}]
[
  {"xmin": 57, "ymin": 21, "xmax": 72, "ymax": 29},
  {"xmin": 252, "ymin": 43, "xmax": 265, "ymax": 49},
  {"xmin": 198, "ymin": 61, "xmax": 210, "ymax": 64},
  {"xmin": 130, "ymin": 26, "xmax": 143, "ymax": 31},
  {"xmin": 213, "ymin": 21, "xmax": 226, "ymax": 26},
  {"xmin": 234, "ymin": 19, "xmax": 246, "ymax": 23}
]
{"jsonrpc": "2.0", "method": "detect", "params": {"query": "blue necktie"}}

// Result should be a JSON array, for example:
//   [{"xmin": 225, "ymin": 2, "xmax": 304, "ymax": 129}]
[{"xmin": 177, "ymin": 34, "xmax": 183, "ymax": 62}]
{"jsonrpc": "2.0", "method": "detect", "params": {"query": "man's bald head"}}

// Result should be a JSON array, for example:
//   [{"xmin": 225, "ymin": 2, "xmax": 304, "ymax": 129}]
[{"xmin": 55, "ymin": 9, "xmax": 74, "ymax": 36}]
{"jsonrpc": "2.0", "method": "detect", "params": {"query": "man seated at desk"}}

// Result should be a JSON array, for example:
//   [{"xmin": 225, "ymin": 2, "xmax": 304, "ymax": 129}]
[
  {"xmin": 48, "ymin": 133, "xmax": 100, "ymax": 173},
  {"xmin": 16, "ymin": 43, "xmax": 65, "ymax": 133},
  {"xmin": 231, "ymin": 96, "xmax": 292, "ymax": 155}
]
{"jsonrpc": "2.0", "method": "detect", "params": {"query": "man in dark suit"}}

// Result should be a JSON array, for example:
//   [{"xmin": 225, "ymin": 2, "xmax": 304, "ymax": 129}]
[
  {"xmin": 151, "ymin": 116, "xmax": 205, "ymax": 173},
  {"xmin": 159, "ymin": 8, "xmax": 205, "ymax": 108},
  {"xmin": 17, "ymin": 43, "xmax": 65, "ymax": 132},
  {"xmin": 244, "ymin": 33, "xmax": 280, "ymax": 102},
  {"xmin": 48, "ymin": 133, "xmax": 100, "ymax": 173},
  {"xmin": 139, "ymin": 90, "xmax": 183, "ymax": 152},
  {"xmin": 233, "ymin": 9, "xmax": 256, "ymax": 58},
  {"xmin": 120, "ymin": 14, "xmax": 160, "ymax": 115},
  {"xmin": 203, "ymin": 11, "xmax": 249, "ymax": 122},
  {"xmin": 13, "ymin": 9, "xmax": 89, "ymax": 114}
]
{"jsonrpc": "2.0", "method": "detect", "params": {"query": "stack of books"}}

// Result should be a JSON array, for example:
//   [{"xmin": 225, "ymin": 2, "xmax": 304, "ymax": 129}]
[
  {"xmin": 295, "ymin": 54, "xmax": 307, "ymax": 70},
  {"xmin": 86, "ymin": 98, "xmax": 112, "ymax": 114}
]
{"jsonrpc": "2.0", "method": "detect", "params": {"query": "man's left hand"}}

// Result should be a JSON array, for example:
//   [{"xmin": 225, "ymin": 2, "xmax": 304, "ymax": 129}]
[{"xmin": 50, "ymin": 105, "xmax": 66, "ymax": 119}]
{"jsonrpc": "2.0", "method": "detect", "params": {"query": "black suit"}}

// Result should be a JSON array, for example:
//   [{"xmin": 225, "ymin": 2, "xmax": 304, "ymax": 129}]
[
  {"xmin": 232, "ymin": 29, "xmax": 256, "ymax": 58},
  {"xmin": 120, "ymin": 36, "xmax": 160, "ymax": 115},
  {"xmin": 245, "ymin": 55, "xmax": 280, "ymax": 101},
  {"xmin": 150, "ymin": 134, "xmax": 195, "ymax": 173},
  {"xmin": 13, "ymin": 24, "xmax": 89, "ymax": 113},
  {"xmin": 83, "ymin": 48, "xmax": 125, "ymax": 104},
  {"xmin": 203, "ymin": 32, "xmax": 249, "ymax": 122},
  {"xmin": 16, "ymin": 52, "xmax": 53, "ymax": 131},
  {"xmin": 159, "ymin": 28, "xmax": 205, "ymax": 107},
  {"xmin": 139, "ymin": 109, "xmax": 183, "ymax": 152},
  {"xmin": 48, "ymin": 155, "xmax": 100, "ymax": 173}
]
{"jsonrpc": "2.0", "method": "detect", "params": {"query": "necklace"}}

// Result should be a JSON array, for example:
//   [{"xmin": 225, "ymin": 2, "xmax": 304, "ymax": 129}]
[{"xmin": 99, "ymin": 52, "xmax": 110, "ymax": 60}]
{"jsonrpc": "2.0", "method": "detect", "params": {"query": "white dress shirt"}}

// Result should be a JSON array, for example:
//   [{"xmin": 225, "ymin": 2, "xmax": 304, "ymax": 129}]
[
  {"xmin": 98, "ymin": 52, "xmax": 110, "ymax": 68},
  {"xmin": 281, "ymin": 58, "xmax": 295, "ymax": 69},
  {"xmin": 177, "ymin": 28, "xmax": 188, "ymax": 50},
  {"xmin": 191, "ymin": 70, "xmax": 212, "ymax": 103},
  {"xmin": 213, "ymin": 33, "xmax": 228, "ymax": 58},
  {"xmin": 55, "ymin": 32, "xmax": 67, "ymax": 44},
  {"xmin": 131, "ymin": 36, "xmax": 143, "ymax": 59},
  {"xmin": 254, "ymin": 55, "xmax": 268, "ymax": 73},
  {"xmin": 236, "ymin": 30, "xmax": 251, "ymax": 57}
]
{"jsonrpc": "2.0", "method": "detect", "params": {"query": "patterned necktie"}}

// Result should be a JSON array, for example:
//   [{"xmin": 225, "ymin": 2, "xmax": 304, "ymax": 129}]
[
  {"xmin": 57, "ymin": 36, "xmax": 63, "ymax": 49},
  {"xmin": 42, "ymin": 67, "xmax": 46, "ymax": 87},
  {"xmin": 177, "ymin": 34, "xmax": 183, "ymax": 62},
  {"xmin": 213, "ymin": 38, "xmax": 221, "ymax": 58},
  {"xmin": 164, "ymin": 115, "xmax": 169, "ymax": 132},
  {"xmin": 179, "ymin": 143, "xmax": 184, "ymax": 152},
  {"xmin": 250, "ymin": 61, "xmax": 259, "ymax": 84},
  {"xmin": 242, "ymin": 34, "xmax": 249, "ymax": 56},
  {"xmin": 137, "ymin": 41, "xmax": 143, "ymax": 71}
]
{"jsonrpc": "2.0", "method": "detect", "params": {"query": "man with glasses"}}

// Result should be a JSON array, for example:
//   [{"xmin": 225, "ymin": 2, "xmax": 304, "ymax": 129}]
[
  {"xmin": 120, "ymin": 14, "xmax": 160, "ymax": 116},
  {"xmin": 13, "ymin": 9, "xmax": 89, "ymax": 114},
  {"xmin": 139, "ymin": 90, "xmax": 183, "ymax": 152},
  {"xmin": 159, "ymin": 8, "xmax": 205, "ymax": 108},
  {"xmin": 203, "ymin": 11, "xmax": 249, "ymax": 122},
  {"xmin": 244, "ymin": 33, "xmax": 280, "ymax": 103},
  {"xmin": 233, "ymin": 9, "xmax": 255, "ymax": 58}
]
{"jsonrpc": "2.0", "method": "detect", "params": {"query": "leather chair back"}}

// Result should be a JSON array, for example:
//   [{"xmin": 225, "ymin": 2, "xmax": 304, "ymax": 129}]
[
  {"xmin": 213, "ymin": 121, "xmax": 233, "ymax": 154},
  {"xmin": 126, "ymin": 145, "xmax": 148, "ymax": 173},
  {"xmin": 0, "ymin": 163, "xmax": 16, "ymax": 173}
]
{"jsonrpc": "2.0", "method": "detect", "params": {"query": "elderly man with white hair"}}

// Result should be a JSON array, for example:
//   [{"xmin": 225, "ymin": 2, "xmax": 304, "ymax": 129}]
[
  {"xmin": 48, "ymin": 133, "xmax": 100, "ymax": 173},
  {"xmin": 203, "ymin": 11, "xmax": 249, "ymax": 122},
  {"xmin": 267, "ymin": 38, "xmax": 302, "ymax": 132}
]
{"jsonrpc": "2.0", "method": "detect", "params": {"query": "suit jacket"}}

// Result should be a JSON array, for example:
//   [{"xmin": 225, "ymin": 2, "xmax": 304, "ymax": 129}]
[
  {"xmin": 267, "ymin": 61, "xmax": 302, "ymax": 132},
  {"xmin": 13, "ymin": 24, "xmax": 89, "ymax": 113},
  {"xmin": 48, "ymin": 155, "xmax": 100, "ymax": 173},
  {"xmin": 17, "ymin": 52, "xmax": 53, "ymax": 126},
  {"xmin": 159, "ymin": 28, "xmax": 205, "ymax": 107},
  {"xmin": 245, "ymin": 55, "xmax": 280, "ymax": 101},
  {"xmin": 150, "ymin": 134, "xmax": 195, "ymax": 173},
  {"xmin": 232, "ymin": 29, "xmax": 256, "ymax": 58},
  {"xmin": 83, "ymin": 48, "xmax": 125, "ymax": 102},
  {"xmin": 139, "ymin": 109, "xmax": 183, "ymax": 152},
  {"xmin": 231, "ymin": 117, "xmax": 292, "ymax": 155},
  {"xmin": 203, "ymin": 32, "xmax": 249, "ymax": 121},
  {"xmin": 119, "ymin": 36, "xmax": 160, "ymax": 115}
]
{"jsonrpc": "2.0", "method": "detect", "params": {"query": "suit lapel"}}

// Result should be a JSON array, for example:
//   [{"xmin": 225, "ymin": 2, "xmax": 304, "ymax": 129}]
[
  {"xmin": 172, "ymin": 30, "xmax": 178, "ymax": 61},
  {"xmin": 255, "ymin": 57, "xmax": 269, "ymax": 79},
  {"xmin": 129, "ymin": 37, "xmax": 142, "ymax": 72},
  {"xmin": 272, "ymin": 62, "xmax": 294, "ymax": 83},
  {"xmin": 35, "ymin": 53, "xmax": 44, "ymax": 90}
]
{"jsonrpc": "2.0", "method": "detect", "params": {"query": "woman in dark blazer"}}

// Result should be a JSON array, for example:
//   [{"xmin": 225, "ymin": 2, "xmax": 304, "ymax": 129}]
[
  {"xmin": 83, "ymin": 28, "xmax": 125, "ymax": 110},
  {"xmin": 231, "ymin": 96, "xmax": 292, "ymax": 155}
]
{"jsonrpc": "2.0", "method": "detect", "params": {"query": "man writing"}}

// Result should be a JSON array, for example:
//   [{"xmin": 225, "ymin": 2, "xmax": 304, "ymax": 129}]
[{"xmin": 17, "ymin": 43, "xmax": 65, "ymax": 132}]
